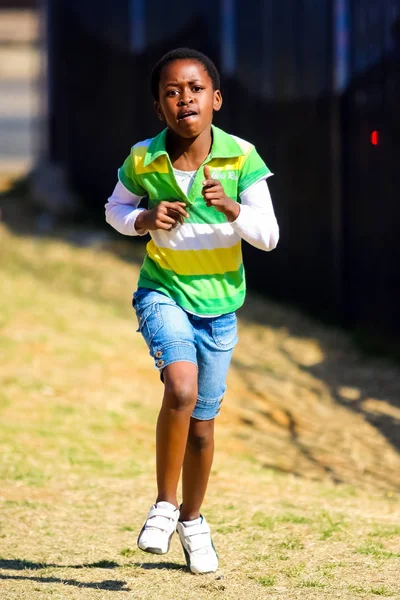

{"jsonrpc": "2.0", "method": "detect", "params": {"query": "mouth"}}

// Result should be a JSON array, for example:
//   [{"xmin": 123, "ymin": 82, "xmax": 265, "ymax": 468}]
[{"xmin": 177, "ymin": 110, "xmax": 198, "ymax": 122}]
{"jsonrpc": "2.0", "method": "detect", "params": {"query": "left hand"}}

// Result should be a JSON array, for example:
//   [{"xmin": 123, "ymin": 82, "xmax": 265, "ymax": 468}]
[{"xmin": 202, "ymin": 166, "xmax": 240, "ymax": 222}]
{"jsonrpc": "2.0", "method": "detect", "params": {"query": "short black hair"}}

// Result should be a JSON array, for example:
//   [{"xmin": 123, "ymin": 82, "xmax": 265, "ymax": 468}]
[{"xmin": 151, "ymin": 48, "xmax": 220, "ymax": 100}]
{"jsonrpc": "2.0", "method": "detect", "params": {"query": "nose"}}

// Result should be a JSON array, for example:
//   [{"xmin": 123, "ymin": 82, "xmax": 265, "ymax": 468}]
[{"xmin": 178, "ymin": 88, "xmax": 193, "ymax": 106}]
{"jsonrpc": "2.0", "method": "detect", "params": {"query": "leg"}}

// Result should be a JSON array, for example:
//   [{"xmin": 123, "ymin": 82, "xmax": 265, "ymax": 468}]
[
  {"xmin": 156, "ymin": 361, "xmax": 198, "ymax": 507},
  {"xmin": 180, "ymin": 417, "xmax": 215, "ymax": 521},
  {"xmin": 133, "ymin": 290, "xmax": 199, "ymax": 555},
  {"xmin": 179, "ymin": 312, "xmax": 237, "ymax": 518}
]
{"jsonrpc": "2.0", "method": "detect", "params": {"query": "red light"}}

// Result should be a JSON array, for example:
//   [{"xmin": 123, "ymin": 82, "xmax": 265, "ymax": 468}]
[{"xmin": 371, "ymin": 130, "xmax": 379, "ymax": 146}]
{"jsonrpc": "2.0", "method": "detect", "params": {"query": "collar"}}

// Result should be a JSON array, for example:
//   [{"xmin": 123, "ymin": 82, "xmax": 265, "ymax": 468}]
[{"xmin": 142, "ymin": 124, "xmax": 245, "ymax": 167}]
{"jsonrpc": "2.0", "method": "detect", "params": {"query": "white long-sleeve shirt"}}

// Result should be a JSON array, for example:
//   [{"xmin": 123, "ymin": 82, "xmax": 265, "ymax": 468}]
[{"xmin": 105, "ymin": 176, "xmax": 279, "ymax": 252}]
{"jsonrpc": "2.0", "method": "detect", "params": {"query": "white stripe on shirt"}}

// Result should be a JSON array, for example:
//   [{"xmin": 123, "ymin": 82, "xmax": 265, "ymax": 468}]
[{"xmin": 105, "ymin": 179, "xmax": 279, "ymax": 252}]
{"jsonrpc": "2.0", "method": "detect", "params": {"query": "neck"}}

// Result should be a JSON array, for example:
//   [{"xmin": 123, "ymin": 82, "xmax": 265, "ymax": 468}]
[{"xmin": 167, "ymin": 126, "xmax": 213, "ymax": 170}]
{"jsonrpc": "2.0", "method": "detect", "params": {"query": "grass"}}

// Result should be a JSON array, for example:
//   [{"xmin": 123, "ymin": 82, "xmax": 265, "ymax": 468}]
[
  {"xmin": 349, "ymin": 584, "xmax": 394, "ymax": 597},
  {"xmin": 284, "ymin": 563, "xmax": 306, "ymax": 578},
  {"xmin": 356, "ymin": 543, "xmax": 400, "ymax": 559},
  {"xmin": 279, "ymin": 536, "xmax": 304, "ymax": 551},
  {"xmin": 369, "ymin": 526, "xmax": 400, "ymax": 538},
  {"xmin": 256, "ymin": 575, "xmax": 276, "ymax": 587},
  {"xmin": 298, "ymin": 579, "xmax": 326, "ymax": 588},
  {"xmin": 119, "ymin": 548, "xmax": 138, "ymax": 558},
  {"xmin": 318, "ymin": 510, "xmax": 347, "ymax": 540},
  {"xmin": 370, "ymin": 588, "xmax": 394, "ymax": 597},
  {"xmin": 251, "ymin": 511, "xmax": 276, "ymax": 530},
  {"xmin": 1, "ymin": 222, "xmax": 400, "ymax": 599}
]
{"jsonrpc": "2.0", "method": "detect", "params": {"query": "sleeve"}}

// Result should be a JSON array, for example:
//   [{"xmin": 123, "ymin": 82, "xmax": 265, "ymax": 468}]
[
  {"xmin": 118, "ymin": 151, "xmax": 147, "ymax": 197},
  {"xmin": 238, "ymin": 146, "xmax": 272, "ymax": 196},
  {"xmin": 105, "ymin": 181, "xmax": 148, "ymax": 237},
  {"xmin": 230, "ymin": 179, "xmax": 279, "ymax": 251}
]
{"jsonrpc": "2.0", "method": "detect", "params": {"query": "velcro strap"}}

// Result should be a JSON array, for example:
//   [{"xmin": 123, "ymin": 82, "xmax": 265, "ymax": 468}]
[
  {"xmin": 144, "ymin": 516, "xmax": 170, "ymax": 532},
  {"xmin": 187, "ymin": 534, "xmax": 209, "ymax": 552},
  {"xmin": 183, "ymin": 524, "xmax": 210, "ymax": 537},
  {"xmin": 148, "ymin": 507, "xmax": 176, "ymax": 520}
]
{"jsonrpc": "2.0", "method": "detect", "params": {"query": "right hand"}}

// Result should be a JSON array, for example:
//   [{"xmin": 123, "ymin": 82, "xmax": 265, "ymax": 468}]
[{"xmin": 135, "ymin": 201, "xmax": 189, "ymax": 232}]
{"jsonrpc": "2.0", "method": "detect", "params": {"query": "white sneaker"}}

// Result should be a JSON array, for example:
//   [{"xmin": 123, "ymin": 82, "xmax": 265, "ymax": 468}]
[
  {"xmin": 176, "ymin": 515, "xmax": 218, "ymax": 574},
  {"xmin": 137, "ymin": 501, "xmax": 180, "ymax": 555}
]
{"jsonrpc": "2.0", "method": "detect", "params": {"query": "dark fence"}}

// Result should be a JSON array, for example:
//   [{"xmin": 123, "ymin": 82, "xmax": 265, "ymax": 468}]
[
  {"xmin": 44, "ymin": 0, "xmax": 400, "ymax": 340},
  {"xmin": 342, "ymin": 0, "xmax": 400, "ymax": 336}
]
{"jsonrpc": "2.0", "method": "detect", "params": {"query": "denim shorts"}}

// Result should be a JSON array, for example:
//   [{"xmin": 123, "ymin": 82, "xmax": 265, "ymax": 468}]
[{"xmin": 132, "ymin": 287, "xmax": 238, "ymax": 420}]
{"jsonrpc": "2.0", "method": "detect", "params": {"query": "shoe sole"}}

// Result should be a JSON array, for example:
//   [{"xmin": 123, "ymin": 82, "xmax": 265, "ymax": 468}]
[{"xmin": 137, "ymin": 526, "xmax": 175, "ymax": 555}]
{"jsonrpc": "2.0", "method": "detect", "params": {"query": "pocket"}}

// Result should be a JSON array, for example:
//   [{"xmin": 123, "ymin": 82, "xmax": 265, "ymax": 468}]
[
  {"xmin": 211, "ymin": 312, "xmax": 238, "ymax": 349},
  {"xmin": 136, "ymin": 303, "xmax": 163, "ymax": 347},
  {"xmin": 132, "ymin": 287, "xmax": 152, "ymax": 308}
]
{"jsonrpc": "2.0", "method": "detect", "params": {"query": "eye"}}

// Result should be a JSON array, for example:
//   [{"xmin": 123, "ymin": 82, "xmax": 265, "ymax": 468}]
[
  {"xmin": 192, "ymin": 86, "xmax": 203, "ymax": 92},
  {"xmin": 166, "ymin": 90, "xmax": 179, "ymax": 97}
]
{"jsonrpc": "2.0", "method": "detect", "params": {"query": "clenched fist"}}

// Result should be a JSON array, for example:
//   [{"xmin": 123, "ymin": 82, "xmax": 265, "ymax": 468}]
[
  {"xmin": 202, "ymin": 165, "xmax": 240, "ymax": 222},
  {"xmin": 135, "ymin": 201, "xmax": 189, "ymax": 232}
]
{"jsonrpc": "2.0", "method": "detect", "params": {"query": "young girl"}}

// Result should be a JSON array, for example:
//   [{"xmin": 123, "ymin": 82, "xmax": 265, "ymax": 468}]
[{"xmin": 105, "ymin": 48, "xmax": 279, "ymax": 574}]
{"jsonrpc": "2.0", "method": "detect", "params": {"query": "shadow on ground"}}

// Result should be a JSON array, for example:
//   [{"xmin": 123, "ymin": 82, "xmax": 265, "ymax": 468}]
[
  {"xmin": 0, "ymin": 574, "xmax": 129, "ymax": 591},
  {"xmin": 238, "ymin": 295, "xmax": 400, "ymax": 451},
  {"xmin": 0, "ymin": 559, "xmax": 120, "ymax": 570}
]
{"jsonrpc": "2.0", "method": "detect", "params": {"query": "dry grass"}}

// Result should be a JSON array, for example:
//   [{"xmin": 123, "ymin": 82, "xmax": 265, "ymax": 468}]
[{"xmin": 1, "ymin": 222, "xmax": 400, "ymax": 600}]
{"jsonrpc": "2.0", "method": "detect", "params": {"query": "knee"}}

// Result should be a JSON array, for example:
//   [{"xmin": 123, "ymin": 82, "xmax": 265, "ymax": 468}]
[
  {"xmin": 164, "ymin": 378, "xmax": 197, "ymax": 412},
  {"xmin": 187, "ymin": 423, "xmax": 214, "ymax": 453}
]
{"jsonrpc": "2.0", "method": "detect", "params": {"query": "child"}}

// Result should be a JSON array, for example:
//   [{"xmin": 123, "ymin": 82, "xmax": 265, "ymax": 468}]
[{"xmin": 105, "ymin": 48, "xmax": 279, "ymax": 574}]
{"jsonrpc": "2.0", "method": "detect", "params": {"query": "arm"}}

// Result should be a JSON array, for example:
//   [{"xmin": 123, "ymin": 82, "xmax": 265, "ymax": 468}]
[
  {"xmin": 202, "ymin": 166, "xmax": 279, "ymax": 252},
  {"xmin": 105, "ymin": 181, "xmax": 148, "ymax": 236},
  {"xmin": 230, "ymin": 178, "xmax": 279, "ymax": 251},
  {"xmin": 105, "ymin": 181, "xmax": 189, "ymax": 235}
]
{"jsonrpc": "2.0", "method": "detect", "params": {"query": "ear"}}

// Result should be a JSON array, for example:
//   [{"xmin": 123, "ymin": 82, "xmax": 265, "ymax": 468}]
[
  {"xmin": 213, "ymin": 90, "xmax": 223, "ymax": 113},
  {"xmin": 154, "ymin": 100, "xmax": 164, "ymax": 122}
]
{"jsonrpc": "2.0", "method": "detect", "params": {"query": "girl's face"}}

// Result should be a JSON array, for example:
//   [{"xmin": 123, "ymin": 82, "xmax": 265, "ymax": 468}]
[{"xmin": 155, "ymin": 59, "xmax": 222, "ymax": 138}]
